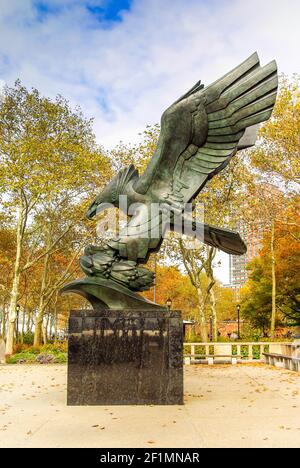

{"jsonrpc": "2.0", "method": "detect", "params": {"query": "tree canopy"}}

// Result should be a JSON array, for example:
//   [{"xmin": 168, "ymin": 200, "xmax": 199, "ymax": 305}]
[{"xmin": 0, "ymin": 76, "xmax": 299, "ymax": 352}]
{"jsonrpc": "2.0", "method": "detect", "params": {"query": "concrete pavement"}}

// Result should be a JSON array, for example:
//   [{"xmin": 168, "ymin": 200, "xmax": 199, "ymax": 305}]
[{"xmin": 0, "ymin": 363, "xmax": 299, "ymax": 448}]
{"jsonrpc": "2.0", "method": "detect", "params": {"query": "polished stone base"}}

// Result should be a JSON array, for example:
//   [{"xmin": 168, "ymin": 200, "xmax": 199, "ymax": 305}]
[{"xmin": 67, "ymin": 309, "xmax": 183, "ymax": 405}]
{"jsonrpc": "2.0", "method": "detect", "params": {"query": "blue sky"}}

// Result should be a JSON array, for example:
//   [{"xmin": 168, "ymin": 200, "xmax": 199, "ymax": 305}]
[
  {"xmin": 0, "ymin": 0, "xmax": 299, "ymax": 282},
  {"xmin": 0, "ymin": 0, "xmax": 299, "ymax": 149},
  {"xmin": 34, "ymin": 0, "xmax": 132, "ymax": 23}
]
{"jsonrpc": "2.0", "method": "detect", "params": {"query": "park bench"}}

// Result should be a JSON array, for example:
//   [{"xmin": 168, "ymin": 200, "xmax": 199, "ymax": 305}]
[
  {"xmin": 263, "ymin": 352, "xmax": 300, "ymax": 372},
  {"xmin": 183, "ymin": 342, "xmax": 294, "ymax": 366}
]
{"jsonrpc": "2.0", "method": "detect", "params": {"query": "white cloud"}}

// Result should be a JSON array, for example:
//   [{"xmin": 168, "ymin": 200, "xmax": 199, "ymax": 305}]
[
  {"xmin": 0, "ymin": 0, "xmax": 298, "ymax": 282},
  {"xmin": 0, "ymin": 0, "xmax": 299, "ymax": 148}
]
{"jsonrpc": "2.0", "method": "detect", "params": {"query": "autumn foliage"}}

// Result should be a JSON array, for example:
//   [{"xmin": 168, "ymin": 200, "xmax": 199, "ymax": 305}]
[{"xmin": 0, "ymin": 76, "xmax": 299, "ymax": 354}]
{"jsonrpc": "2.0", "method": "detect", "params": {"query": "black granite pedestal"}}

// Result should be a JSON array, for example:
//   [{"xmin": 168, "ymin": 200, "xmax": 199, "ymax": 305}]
[{"xmin": 67, "ymin": 309, "xmax": 183, "ymax": 405}]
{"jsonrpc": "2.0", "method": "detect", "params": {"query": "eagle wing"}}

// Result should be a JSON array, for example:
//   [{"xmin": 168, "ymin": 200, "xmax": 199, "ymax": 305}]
[
  {"xmin": 134, "ymin": 52, "xmax": 278, "ymax": 206},
  {"xmin": 112, "ymin": 53, "xmax": 278, "ymax": 261}
]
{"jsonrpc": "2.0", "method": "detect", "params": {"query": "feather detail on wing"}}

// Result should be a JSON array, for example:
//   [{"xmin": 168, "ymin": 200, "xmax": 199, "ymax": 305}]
[
  {"xmin": 112, "ymin": 53, "xmax": 278, "ymax": 263},
  {"xmin": 145, "ymin": 53, "xmax": 278, "ymax": 206},
  {"xmin": 176, "ymin": 53, "xmax": 277, "ymax": 204}
]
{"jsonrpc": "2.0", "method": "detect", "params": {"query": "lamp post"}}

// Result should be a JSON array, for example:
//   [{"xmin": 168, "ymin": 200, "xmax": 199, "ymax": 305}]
[
  {"xmin": 166, "ymin": 298, "xmax": 172, "ymax": 311},
  {"xmin": 237, "ymin": 304, "xmax": 241, "ymax": 339},
  {"xmin": 16, "ymin": 304, "xmax": 20, "ymax": 343}
]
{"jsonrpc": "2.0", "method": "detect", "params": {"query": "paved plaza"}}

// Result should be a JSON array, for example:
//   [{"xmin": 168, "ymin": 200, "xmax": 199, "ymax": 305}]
[{"xmin": 0, "ymin": 364, "xmax": 299, "ymax": 448}]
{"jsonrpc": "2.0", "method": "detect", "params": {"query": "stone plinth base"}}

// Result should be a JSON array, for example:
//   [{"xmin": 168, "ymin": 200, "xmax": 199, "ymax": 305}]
[{"xmin": 67, "ymin": 309, "xmax": 183, "ymax": 405}]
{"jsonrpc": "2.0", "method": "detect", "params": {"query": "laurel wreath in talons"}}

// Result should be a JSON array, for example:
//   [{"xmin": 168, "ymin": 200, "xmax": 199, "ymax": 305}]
[{"xmin": 80, "ymin": 245, "xmax": 155, "ymax": 291}]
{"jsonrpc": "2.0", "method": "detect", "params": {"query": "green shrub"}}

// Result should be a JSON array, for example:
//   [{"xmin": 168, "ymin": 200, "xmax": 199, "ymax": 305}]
[
  {"xmin": 53, "ymin": 353, "xmax": 67, "ymax": 363},
  {"xmin": 183, "ymin": 344, "xmax": 206, "ymax": 357},
  {"xmin": 185, "ymin": 334, "xmax": 203, "ymax": 343},
  {"xmin": 6, "ymin": 352, "xmax": 37, "ymax": 364},
  {"xmin": 252, "ymin": 345, "xmax": 261, "ymax": 359},
  {"xmin": 23, "ymin": 332, "xmax": 34, "ymax": 345},
  {"xmin": 40, "ymin": 342, "xmax": 68, "ymax": 354},
  {"xmin": 7, "ymin": 342, "xmax": 68, "ymax": 364},
  {"xmin": 239, "ymin": 345, "xmax": 262, "ymax": 360},
  {"xmin": 25, "ymin": 346, "xmax": 40, "ymax": 355}
]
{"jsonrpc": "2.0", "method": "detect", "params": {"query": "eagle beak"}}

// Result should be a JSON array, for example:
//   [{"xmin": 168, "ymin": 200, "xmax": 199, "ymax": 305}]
[
  {"xmin": 86, "ymin": 201, "xmax": 113, "ymax": 220},
  {"xmin": 86, "ymin": 203, "xmax": 97, "ymax": 219}
]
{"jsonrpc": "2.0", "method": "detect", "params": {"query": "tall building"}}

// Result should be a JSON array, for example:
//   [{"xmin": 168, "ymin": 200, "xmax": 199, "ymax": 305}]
[
  {"xmin": 229, "ymin": 222, "xmax": 265, "ymax": 299},
  {"xmin": 228, "ymin": 183, "xmax": 282, "ymax": 299}
]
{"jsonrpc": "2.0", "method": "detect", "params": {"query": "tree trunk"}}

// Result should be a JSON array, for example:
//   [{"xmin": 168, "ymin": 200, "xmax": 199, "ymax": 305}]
[
  {"xmin": 5, "ymin": 205, "xmax": 23, "ymax": 356},
  {"xmin": 42, "ymin": 322, "xmax": 47, "ymax": 345},
  {"xmin": 20, "ymin": 295, "xmax": 28, "ymax": 344},
  {"xmin": 34, "ymin": 305, "xmax": 47, "ymax": 346},
  {"xmin": 196, "ymin": 286, "xmax": 208, "ymax": 342},
  {"xmin": 20, "ymin": 308, "xmax": 25, "ymax": 344},
  {"xmin": 270, "ymin": 220, "xmax": 277, "ymax": 339},
  {"xmin": 45, "ymin": 313, "xmax": 51, "ymax": 343},
  {"xmin": 0, "ymin": 313, "xmax": 3, "ymax": 339},
  {"xmin": 34, "ymin": 253, "xmax": 49, "ymax": 347},
  {"xmin": 26, "ymin": 310, "xmax": 31, "ymax": 334},
  {"xmin": 1, "ymin": 303, "xmax": 6, "ymax": 338},
  {"xmin": 34, "ymin": 313, "xmax": 43, "ymax": 347},
  {"xmin": 30, "ymin": 314, "xmax": 34, "ymax": 333},
  {"xmin": 50, "ymin": 313, "xmax": 55, "ymax": 341},
  {"xmin": 205, "ymin": 247, "xmax": 218, "ymax": 341},
  {"xmin": 209, "ymin": 287, "xmax": 218, "ymax": 341},
  {"xmin": 54, "ymin": 305, "xmax": 59, "ymax": 343}
]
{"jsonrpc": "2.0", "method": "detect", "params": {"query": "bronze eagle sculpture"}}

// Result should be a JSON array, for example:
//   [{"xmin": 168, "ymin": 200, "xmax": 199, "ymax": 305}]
[{"xmin": 62, "ymin": 52, "xmax": 278, "ymax": 309}]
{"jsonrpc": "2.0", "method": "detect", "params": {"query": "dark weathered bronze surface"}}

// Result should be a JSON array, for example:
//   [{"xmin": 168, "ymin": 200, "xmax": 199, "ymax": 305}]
[
  {"xmin": 67, "ymin": 309, "xmax": 183, "ymax": 405},
  {"xmin": 61, "ymin": 277, "xmax": 164, "ymax": 310},
  {"xmin": 61, "ymin": 52, "xmax": 278, "ymax": 310}
]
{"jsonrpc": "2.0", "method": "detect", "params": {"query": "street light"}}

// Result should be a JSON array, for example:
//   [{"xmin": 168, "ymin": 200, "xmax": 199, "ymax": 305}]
[
  {"xmin": 237, "ymin": 304, "xmax": 241, "ymax": 339},
  {"xmin": 166, "ymin": 298, "xmax": 172, "ymax": 311}
]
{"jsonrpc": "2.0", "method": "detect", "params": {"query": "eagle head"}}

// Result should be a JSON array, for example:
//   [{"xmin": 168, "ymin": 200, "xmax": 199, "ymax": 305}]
[{"xmin": 86, "ymin": 164, "xmax": 139, "ymax": 219}]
